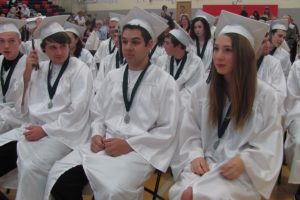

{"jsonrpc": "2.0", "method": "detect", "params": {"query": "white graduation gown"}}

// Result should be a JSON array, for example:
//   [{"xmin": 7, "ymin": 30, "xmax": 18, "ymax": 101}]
[
  {"xmin": 20, "ymin": 39, "xmax": 49, "ymax": 62},
  {"xmin": 77, "ymin": 48, "xmax": 93, "ymax": 68},
  {"xmin": 150, "ymin": 45, "xmax": 166, "ymax": 65},
  {"xmin": 284, "ymin": 60, "xmax": 300, "ymax": 184},
  {"xmin": 84, "ymin": 30, "xmax": 101, "ymax": 51},
  {"xmin": 91, "ymin": 38, "xmax": 116, "ymax": 78},
  {"xmin": 190, "ymin": 38, "xmax": 213, "ymax": 77},
  {"xmin": 0, "ymin": 54, "xmax": 27, "ymax": 108},
  {"xmin": 272, "ymin": 47, "xmax": 291, "ymax": 80},
  {"xmin": 0, "ymin": 57, "xmax": 93, "ymax": 200},
  {"xmin": 156, "ymin": 51, "xmax": 205, "ymax": 106},
  {"xmin": 93, "ymin": 50, "xmax": 126, "ymax": 93},
  {"xmin": 0, "ymin": 54, "xmax": 27, "ymax": 133},
  {"xmin": 170, "ymin": 80, "xmax": 283, "ymax": 200},
  {"xmin": 44, "ymin": 64, "xmax": 180, "ymax": 200},
  {"xmin": 257, "ymin": 55, "xmax": 287, "ymax": 114}
]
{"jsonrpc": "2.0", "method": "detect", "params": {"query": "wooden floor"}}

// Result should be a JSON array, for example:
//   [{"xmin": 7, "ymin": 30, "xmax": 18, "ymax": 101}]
[{"xmin": 0, "ymin": 166, "xmax": 298, "ymax": 200}]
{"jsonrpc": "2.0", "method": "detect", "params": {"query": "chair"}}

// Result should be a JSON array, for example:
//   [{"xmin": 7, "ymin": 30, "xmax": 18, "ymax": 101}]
[{"xmin": 144, "ymin": 170, "xmax": 164, "ymax": 200}]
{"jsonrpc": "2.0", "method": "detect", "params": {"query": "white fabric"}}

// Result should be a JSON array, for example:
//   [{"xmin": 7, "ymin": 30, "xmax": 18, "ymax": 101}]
[
  {"xmin": 190, "ymin": 38, "xmax": 213, "ymax": 76},
  {"xmin": 91, "ymin": 38, "xmax": 116, "ymax": 78},
  {"xmin": 0, "ymin": 57, "xmax": 93, "ymax": 200},
  {"xmin": 156, "ymin": 51, "xmax": 206, "ymax": 106},
  {"xmin": 284, "ymin": 60, "xmax": 300, "ymax": 183},
  {"xmin": 20, "ymin": 39, "xmax": 49, "ymax": 62},
  {"xmin": 77, "ymin": 48, "xmax": 93, "ymax": 68},
  {"xmin": 93, "ymin": 50, "xmax": 126, "ymax": 93},
  {"xmin": 44, "ymin": 64, "xmax": 180, "ymax": 200},
  {"xmin": 272, "ymin": 47, "xmax": 292, "ymax": 79},
  {"xmin": 0, "ymin": 54, "xmax": 26, "ymax": 108},
  {"xmin": 170, "ymin": 80, "xmax": 283, "ymax": 199},
  {"xmin": 257, "ymin": 55, "xmax": 287, "ymax": 114},
  {"xmin": 85, "ymin": 30, "xmax": 101, "ymax": 51},
  {"xmin": 150, "ymin": 45, "xmax": 166, "ymax": 66}
]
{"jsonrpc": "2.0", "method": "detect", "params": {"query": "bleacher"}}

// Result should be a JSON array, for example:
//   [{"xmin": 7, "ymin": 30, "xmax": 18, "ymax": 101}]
[{"xmin": 0, "ymin": 0, "xmax": 70, "ymax": 17}]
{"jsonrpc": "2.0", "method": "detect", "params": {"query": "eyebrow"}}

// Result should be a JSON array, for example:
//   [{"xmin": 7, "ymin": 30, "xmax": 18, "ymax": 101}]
[{"xmin": 122, "ymin": 36, "xmax": 142, "ymax": 40}]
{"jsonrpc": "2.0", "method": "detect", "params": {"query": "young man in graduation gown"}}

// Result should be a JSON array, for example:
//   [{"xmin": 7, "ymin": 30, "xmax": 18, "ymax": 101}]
[
  {"xmin": 269, "ymin": 19, "xmax": 292, "ymax": 80},
  {"xmin": 0, "ymin": 16, "xmax": 27, "ymax": 200},
  {"xmin": 256, "ymin": 32, "xmax": 287, "ymax": 113},
  {"xmin": 156, "ymin": 23, "xmax": 205, "ymax": 106},
  {"xmin": 93, "ymin": 29, "xmax": 126, "ymax": 93},
  {"xmin": 0, "ymin": 15, "xmax": 93, "ymax": 200},
  {"xmin": 284, "ymin": 59, "xmax": 300, "ymax": 200},
  {"xmin": 44, "ymin": 7, "xmax": 180, "ymax": 200},
  {"xmin": 91, "ymin": 13, "xmax": 124, "ymax": 78},
  {"xmin": 0, "ymin": 18, "xmax": 28, "ymax": 132}
]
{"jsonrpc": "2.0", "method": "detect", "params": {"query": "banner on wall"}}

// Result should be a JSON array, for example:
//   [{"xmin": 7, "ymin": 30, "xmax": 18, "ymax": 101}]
[{"xmin": 202, "ymin": 4, "xmax": 278, "ymax": 18}]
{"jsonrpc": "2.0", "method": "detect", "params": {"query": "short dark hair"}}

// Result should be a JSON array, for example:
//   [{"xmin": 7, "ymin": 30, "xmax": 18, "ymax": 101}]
[
  {"xmin": 166, "ymin": 33, "xmax": 186, "ymax": 50},
  {"xmin": 122, "ymin": 24, "xmax": 152, "ymax": 45},
  {"xmin": 41, "ymin": 32, "xmax": 70, "ymax": 52}
]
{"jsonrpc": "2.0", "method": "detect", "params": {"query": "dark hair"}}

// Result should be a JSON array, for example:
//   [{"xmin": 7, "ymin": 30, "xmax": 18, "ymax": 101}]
[
  {"xmin": 180, "ymin": 14, "xmax": 190, "ymax": 32},
  {"xmin": 41, "ymin": 32, "xmax": 70, "ymax": 52},
  {"xmin": 209, "ymin": 32, "xmax": 256, "ymax": 129},
  {"xmin": 166, "ymin": 33, "xmax": 186, "ymax": 49},
  {"xmin": 122, "ymin": 24, "xmax": 152, "ymax": 45},
  {"xmin": 190, "ymin": 17, "xmax": 211, "ymax": 41},
  {"xmin": 156, "ymin": 16, "xmax": 175, "ymax": 46},
  {"xmin": 70, "ymin": 32, "xmax": 83, "ymax": 58}
]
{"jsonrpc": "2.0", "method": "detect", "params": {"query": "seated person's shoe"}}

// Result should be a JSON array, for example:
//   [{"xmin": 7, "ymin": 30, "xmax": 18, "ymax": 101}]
[
  {"xmin": 295, "ymin": 185, "xmax": 300, "ymax": 200},
  {"xmin": 0, "ymin": 191, "xmax": 8, "ymax": 200}
]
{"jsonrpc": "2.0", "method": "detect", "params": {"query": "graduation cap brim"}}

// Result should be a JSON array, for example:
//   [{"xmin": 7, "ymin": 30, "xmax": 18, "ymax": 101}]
[
  {"xmin": 33, "ymin": 15, "xmax": 69, "ymax": 40},
  {"xmin": 64, "ymin": 21, "xmax": 85, "ymax": 38},
  {"xmin": 119, "ymin": 7, "xmax": 168, "ymax": 39},
  {"xmin": 215, "ymin": 10, "xmax": 269, "ymax": 51},
  {"xmin": 169, "ymin": 21, "xmax": 193, "ymax": 47}
]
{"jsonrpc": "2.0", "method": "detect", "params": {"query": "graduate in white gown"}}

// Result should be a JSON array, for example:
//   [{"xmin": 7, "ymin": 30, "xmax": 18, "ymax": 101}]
[
  {"xmin": 45, "ymin": 7, "xmax": 179, "ymax": 200},
  {"xmin": 269, "ymin": 19, "xmax": 292, "ymax": 80},
  {"xmin": 156, "ymin": 23, "xmax": 205, "ymax": 106},
  {"xmin": 93, "ymin": 29, "xmax": 126, "ymax": 93},
  {"xmin": 148, "ymin": 13, "xmax": 174, "ymax": 65},
  {"xmin": 169, "ymin": 11, "xmax": 283, "ymax": 200},
  {"xmin": 0, "ymin": 15, "xmax": 93, "ymax": 200},
  {"xmin": 256, "ymin": 32, "xmax": 287, "ymax": 113},
  {"xmin": 284, "ymin": 59, "xmax": 300, "ymax": 200},
  {"xmin": 189, "ymin": 10, "xmax": 215, "ymax": 77},
  {"xmin": 64, "ymin": 22, "xmax": 93, "ymax": 68},
  {"xmin": 91, "ymin": 13, "xmax": 124, "ymax": 78},
  {"xmin": 0, "ymin": 18, "xmax": 27, "ymax": 112}
]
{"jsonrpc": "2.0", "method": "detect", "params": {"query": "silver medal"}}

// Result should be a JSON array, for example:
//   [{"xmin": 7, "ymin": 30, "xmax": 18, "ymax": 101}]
[
  {"xmin": 124, "ymin": 113, "xmax": 130, "ymax": 124},
  {"xmin": 3, "ymin": 96, "xmax": 6, "ymax": 103},
  {"xmin": 48, "ymin": 101, "xmax": 53, "ymax": 109},
  {"xmin": 213, "ymin": 140, "xmax": 220, "ymax": 150}
]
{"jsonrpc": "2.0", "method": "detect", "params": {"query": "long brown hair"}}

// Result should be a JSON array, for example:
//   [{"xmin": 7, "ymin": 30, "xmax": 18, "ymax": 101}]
[{"xmin": 208, "ymin": 32, "xmax": 257, "ymax": 129}]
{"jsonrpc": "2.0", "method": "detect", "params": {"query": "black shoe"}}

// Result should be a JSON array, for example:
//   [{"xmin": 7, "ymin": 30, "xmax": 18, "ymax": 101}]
[
  {"xmin": 295, "ymin": 185, "xmax": 300, "ymax": 200},
  {"xmin": 0, "ymin": 191, "xmax": 8, "ymax": 200}
]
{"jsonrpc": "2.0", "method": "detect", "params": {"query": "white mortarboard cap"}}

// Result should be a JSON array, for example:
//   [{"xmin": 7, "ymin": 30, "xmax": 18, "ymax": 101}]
[
  {"xmin": 109, "ymin": 12, "xmax": 124, "ymax": 22},
  {"xmin": 64, "ymin": 21, "xmax": 85, "ymax": 38},
  {"xmin": 215, "ymin": 10, "xmax": 269, "ymax": 51},
  {"xmin": 119, "ymin": 7, "xmax": 168, "ymax": 39},
  {"xmin": 26, "ymin": 16, "xmax": 46, "ymax": 23},
  {"xmin": 169, "ymin": 22, "xmax": 193, "ymax": 47},
  {"xmin": 150, "ymin": 12, "xmax": 168, "ymax": 24},
  {"xmin": 33, "ymin": 15, "xmax": 69, "ymax": 40},
  {"xmin": 193, "ymin": 9, "xmax": 216, "ymax": 27},
  {"xmin": 270, "ymin": 19, "xmax": 288, "ymax": 31},
  {"xmin": 26, "ymin": 16, "xmax": 46, "ymax": 29},
  {"xmin": 0, "ymin": 17, "xmax": 26, "ymax": 37}
]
